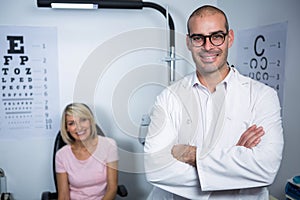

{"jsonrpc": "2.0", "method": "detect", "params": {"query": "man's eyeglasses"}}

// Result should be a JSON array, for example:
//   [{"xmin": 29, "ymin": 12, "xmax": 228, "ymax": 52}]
[{"xmin": 188, "ymin": 32, "xmax": 228, "ymax": 47}]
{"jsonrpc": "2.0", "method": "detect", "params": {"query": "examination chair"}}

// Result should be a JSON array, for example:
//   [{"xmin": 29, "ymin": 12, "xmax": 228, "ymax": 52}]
[{"xmin": 41, "ymin": 125, "xmax": 128, "ymax": 200}]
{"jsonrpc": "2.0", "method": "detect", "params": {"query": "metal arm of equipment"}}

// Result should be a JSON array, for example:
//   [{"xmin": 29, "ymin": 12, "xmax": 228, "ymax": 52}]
[{"xmin": 37, "ymin": 0, "xmax": 176, "ymax": 83}]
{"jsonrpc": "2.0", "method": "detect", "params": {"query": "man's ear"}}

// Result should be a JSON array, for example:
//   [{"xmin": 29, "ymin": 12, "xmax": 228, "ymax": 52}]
[{"xmin": 228, "ymin": 29, "xmax": 234, "ymax": 48}]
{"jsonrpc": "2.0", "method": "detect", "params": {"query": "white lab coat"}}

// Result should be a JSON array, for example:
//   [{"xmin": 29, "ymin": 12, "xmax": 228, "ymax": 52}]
[{"xmin": 144, "ymin": 68, "xmax": 284, "ymax": 200}]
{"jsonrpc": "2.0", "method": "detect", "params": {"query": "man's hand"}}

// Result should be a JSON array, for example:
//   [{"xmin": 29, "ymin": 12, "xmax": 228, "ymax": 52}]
[
  {"xmin": 236, "ymin": 124, "xmax": 265, "ymax": 148},
  {"xmin": 171, "ymin": 144, "xmax": 197, "ymax": 167}
]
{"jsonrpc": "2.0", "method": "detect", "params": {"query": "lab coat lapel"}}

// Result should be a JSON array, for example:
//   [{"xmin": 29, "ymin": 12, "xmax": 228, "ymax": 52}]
[
  {"xmin": 175, "ymin": 78, "xmax": 199, "ymax": 145},
  {"xmin": 225, "ymin": 69, "xmax": 252, "ymax": 121}
]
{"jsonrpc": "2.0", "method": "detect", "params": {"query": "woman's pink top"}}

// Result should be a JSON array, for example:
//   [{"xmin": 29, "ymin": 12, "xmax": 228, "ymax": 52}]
[{"xmin": 55, "ymin": 136, "xmax": 118, "ymax": 200}]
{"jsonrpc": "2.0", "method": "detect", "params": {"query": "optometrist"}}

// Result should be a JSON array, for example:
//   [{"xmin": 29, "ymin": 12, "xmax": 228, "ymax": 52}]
[{"xmin": 144, "ymin": 5, "xmax": 284, "ymax": 200}]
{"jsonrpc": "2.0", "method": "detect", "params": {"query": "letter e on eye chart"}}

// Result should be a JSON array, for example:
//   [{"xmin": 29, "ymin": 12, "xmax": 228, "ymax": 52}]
[{"xmin": 235, "ymin": 22, "xmax": 287, "ymax": 106}]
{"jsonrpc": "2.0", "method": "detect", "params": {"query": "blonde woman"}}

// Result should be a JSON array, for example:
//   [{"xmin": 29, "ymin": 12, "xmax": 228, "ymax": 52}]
[{"xmin": 56, "ymin": 103, "xmax": 118, "ymax": 200}]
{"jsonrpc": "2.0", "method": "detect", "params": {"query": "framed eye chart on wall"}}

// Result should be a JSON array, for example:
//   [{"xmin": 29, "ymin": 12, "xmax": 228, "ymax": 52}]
[
  {"xmin": 0, "ymin": 26, "xmax": 60, "ymax": 139},
  {"xmin": 235, "ymin": 22, "xmax": 287, "ymax": 107}
]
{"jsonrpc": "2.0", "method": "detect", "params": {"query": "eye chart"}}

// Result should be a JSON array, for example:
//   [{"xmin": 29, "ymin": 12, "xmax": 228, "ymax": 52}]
[
  {"xmin": 0, "ymin": 26, "xmax": 60, "ymax": 139},
  {"xmin": 235, "ymin": 22, "xmax": 287, "ymax": 106}
]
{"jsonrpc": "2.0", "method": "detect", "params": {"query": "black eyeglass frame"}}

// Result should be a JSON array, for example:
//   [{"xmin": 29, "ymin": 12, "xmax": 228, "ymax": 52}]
[{"xmin": 188, "ymin": 31, "xmax": 228, "ymax": 47}]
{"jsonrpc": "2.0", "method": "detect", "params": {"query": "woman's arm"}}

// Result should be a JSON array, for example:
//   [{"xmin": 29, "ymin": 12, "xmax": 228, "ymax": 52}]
[
  {"xmin": 56, "ymin": 172, "xmax": 70, "ymax": 200},
  {"xmin": 102, "ymin": 161, "xmax": 118, "ymax": 200}
]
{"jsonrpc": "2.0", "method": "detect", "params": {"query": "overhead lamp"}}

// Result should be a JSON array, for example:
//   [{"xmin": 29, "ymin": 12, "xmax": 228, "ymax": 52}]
[
  {"xmin": 51, "ymin": 3, "xmax": 98, "ymax": 9},
  {"xmin": 37, "ymin": 0, "xmax": 176, "ymax": 83},
  {"xmin": 37, "ymin": 0, "xmax": 145, "ymax": 9}
]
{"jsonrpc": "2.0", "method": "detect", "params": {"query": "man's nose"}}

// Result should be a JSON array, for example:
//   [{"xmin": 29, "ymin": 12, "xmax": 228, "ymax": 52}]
[{"xmin": 202, "ymin": 37, "xmax": 214, "ymax": 50}]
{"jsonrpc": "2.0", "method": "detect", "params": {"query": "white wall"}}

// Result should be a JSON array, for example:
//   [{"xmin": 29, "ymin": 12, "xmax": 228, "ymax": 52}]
[{"xmin": 1, "ymin": 0, "xmax": 299, "ymax": 199}]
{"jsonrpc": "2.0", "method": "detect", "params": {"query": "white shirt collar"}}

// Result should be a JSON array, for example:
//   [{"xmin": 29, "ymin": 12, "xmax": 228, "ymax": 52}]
[{"xmin": 191, "ymin": 67, "xmax": 234, "ymax": 91}]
